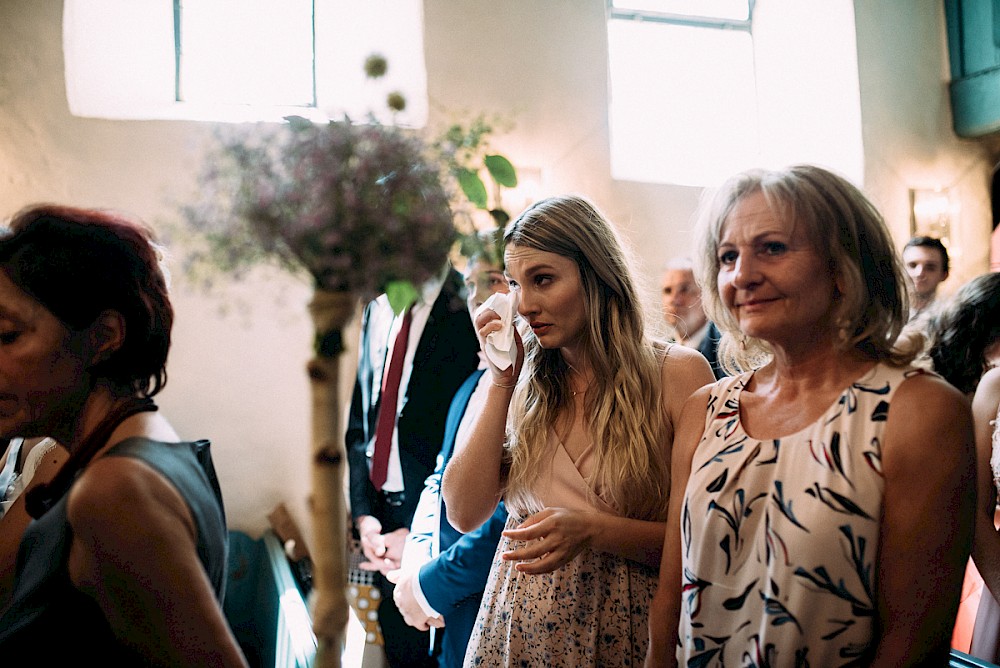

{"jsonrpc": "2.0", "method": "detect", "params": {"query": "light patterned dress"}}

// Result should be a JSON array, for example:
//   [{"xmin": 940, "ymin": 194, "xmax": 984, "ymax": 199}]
[
  {"xmin": 464, "ymin": 432, "xmax": 658, "ymax": 667},
  {"xmin": 679, "ymin": 364, "xmax": 919, "ymax": 667},
  {"xmin": 968, "ymin": 401, "xmax": 1000, "ymax": 662}
]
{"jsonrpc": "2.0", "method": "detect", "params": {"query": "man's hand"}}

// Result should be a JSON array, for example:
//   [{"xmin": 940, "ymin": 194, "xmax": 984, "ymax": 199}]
[
  {"xmin": 386, "ymin": 569, "xmax": 445, "ymax": 631},
  {"xmin": 357, "ymin": 516, "xmax": 409, "ymax": 575}
]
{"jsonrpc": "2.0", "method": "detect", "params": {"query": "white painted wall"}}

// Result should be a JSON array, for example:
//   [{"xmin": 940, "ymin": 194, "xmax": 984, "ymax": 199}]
[{"xmin": 0, "ymin": 0, "xmax": 991, "ymax": 539}]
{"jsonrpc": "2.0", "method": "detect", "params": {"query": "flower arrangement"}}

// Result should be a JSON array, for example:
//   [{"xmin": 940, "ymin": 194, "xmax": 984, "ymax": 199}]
[{"xmin": 182, "ymin": 56, "xmax": 455, "ymax": 312}]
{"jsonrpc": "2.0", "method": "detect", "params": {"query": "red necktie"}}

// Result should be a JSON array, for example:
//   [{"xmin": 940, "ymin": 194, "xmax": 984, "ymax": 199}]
[{"xmin": 370, "ymin": 307, "xmax": 413, "ymax": 491}]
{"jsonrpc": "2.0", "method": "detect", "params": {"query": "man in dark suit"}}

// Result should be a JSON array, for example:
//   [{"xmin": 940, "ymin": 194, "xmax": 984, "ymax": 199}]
[
  {"xmin": 346, "ymin": 263, "xmax": 480, "ymax": 668},
  {"xmin": 661, "ymin": 257, "xmax": 726, "ymax": 379},
  {"xmin": 388, "ymin": 255, "xmax": 510, "ymax": 667}
]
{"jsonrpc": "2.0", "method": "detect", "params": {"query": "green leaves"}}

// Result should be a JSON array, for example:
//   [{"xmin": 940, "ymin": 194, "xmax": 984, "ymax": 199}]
[
  {"xmin": 455, "ymin": 156, "xmax": 517, "ymax": 211},
  {"xmin": 431, "ymin": 115, "xmax": 518, "ymax": 267},
  {"xmin": 457, "ymin": 168, "xmax": 488, "ymax": 209},
  {"xmin": 489, "ymin": 208, "xmax": 510, "ymax": 227},
  {"xmin": 385, "ymin": 279, "xmax": 420, "ymax": 315},
  {"xmin": 484, "ymin": 154, "xmax": 517, "ymax": 188}
]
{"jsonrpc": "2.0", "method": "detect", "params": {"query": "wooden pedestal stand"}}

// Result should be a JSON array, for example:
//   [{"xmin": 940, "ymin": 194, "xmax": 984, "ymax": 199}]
[{"xmin": 306, "ymin": 289, "xmax": 356, "ymax": 668}]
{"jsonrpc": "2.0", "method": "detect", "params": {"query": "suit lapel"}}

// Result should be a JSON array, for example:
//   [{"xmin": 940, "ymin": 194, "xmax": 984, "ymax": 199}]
[{"xmin": 409, "ymin": 268, "xmax": 465, "ymax": 375}]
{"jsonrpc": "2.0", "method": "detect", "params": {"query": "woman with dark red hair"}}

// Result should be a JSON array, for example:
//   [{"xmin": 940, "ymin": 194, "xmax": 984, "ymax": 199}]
[{"xmin": 0, "ymin": 204, "xmax": 247, "ymax": 666}]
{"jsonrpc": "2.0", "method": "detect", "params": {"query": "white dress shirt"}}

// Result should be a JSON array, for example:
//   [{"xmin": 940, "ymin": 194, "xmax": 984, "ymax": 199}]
[
  {"xmin": 678, "ymin": 320, "xmax": 710, "ymax": 350},
  {"xmin": 368, "ymin": 267, "xmax": 447, "ymax": 493}
]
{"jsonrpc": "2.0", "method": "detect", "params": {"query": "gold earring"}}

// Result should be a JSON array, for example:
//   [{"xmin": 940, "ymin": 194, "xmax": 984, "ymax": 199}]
[{"xmin": 835, "ymin": 317, "xmax": 851, "ymax": 345}]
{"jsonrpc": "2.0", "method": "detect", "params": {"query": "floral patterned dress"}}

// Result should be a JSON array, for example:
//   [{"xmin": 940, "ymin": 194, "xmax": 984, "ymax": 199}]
[
  {"xmin": 678, "ymin": 364, "xmax": 918, "ymax": 667},
  {"xmin": 464, "ymin": 433, "xmax": 657, "ymax": 667}
]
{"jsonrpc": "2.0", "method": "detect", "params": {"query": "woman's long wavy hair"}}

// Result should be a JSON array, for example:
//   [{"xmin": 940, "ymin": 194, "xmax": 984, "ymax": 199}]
[
  {"xmin": 694, "ymin": 165, "xmax": 918, "ymax": 374},
  {"xmin": 502, "ymin": 195, "xmax": 669, "ymax": 521},
  {"xmin": 928, "ymin": 271, "xmax": 1000, "ymax": 395}
]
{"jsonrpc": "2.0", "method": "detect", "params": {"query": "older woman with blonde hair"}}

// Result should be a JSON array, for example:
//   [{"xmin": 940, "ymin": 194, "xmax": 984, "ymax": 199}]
[
  {"xmin": 646, "ymin": 165, "xmax": 974, "ymax": 666},
  {"xmin": 443, "ymin": 194, "xmax": 714, "ymax": 665}
]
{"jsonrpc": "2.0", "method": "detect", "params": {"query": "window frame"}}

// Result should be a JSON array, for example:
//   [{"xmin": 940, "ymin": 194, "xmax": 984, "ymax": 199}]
[
  {"xmin": 63, "ymin": 0, "xmax": 428, "ymax": 126},
  {"xmin": 605, "ymin": 0, "xmax": 864, "ymax": 187}
]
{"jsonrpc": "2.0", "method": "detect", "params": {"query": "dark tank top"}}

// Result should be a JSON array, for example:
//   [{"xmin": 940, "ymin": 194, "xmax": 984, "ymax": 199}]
[{"xmin": 0, "ymin": 437, "xmax": 228, "ymax": 663}]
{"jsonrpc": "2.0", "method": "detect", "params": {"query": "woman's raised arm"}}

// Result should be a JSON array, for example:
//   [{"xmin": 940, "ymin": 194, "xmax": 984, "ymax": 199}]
[{"xmin": 443, "ymin": 307, "xmax": 523, "ymax": 533}]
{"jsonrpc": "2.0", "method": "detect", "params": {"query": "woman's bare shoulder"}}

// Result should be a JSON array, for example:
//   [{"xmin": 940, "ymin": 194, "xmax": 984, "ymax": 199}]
[
  {"xmin": 68, "ymin": 452, "xmax": 193, "ymax": 541},
  {"xmin": 661, "ymin": 344, "xmax": 715, "ymax": 387},
  {"xmin": 884, "ymin": 369, "xmax": 972, "ymax": 459},
  {"xmin": 975, "ymin": 367, "xmax": 1000, "ymax": 403}
]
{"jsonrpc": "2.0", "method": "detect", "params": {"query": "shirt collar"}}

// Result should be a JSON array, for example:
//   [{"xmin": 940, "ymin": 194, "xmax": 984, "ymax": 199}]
[{"xmin": 680, "ymin": 320, "xmax": 711, "ymax": 348}]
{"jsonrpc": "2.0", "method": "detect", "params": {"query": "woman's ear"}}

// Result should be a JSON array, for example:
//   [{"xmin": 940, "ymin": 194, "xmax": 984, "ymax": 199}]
[{"xmin": 87, "ymin": 309, "xmax": 126, "ymax": 367}]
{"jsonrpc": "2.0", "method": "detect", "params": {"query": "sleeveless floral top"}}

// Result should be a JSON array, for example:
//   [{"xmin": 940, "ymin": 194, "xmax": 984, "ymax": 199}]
[{"xmin": 679, "ymin": 364, "xmax": 920, "ymax": 666}]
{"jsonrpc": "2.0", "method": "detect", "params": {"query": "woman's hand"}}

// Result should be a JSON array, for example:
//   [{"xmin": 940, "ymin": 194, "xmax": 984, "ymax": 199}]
[
  {"xmin": 474, "ymin": 302, "xmax": 524, "ymax": 389},
  {"xmin": 500, "ymin": 507, "xmax": 594, "ymax": 574}
]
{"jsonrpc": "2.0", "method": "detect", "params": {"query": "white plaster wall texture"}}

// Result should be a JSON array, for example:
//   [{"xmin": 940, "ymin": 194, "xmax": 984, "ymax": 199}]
[{"xmin": 0, "ymin": 0, "xmax": 992, "ymax": 540}]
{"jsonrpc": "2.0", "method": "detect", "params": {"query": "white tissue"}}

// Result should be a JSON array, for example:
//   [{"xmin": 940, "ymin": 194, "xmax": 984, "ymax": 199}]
[{"xmin": 477, "ymin": 292, "xmax": 518, "ymax": 371}]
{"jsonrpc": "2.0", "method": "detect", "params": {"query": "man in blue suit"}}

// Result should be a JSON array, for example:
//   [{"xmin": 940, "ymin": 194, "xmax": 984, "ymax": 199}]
[{"xmin": 387, "ymin": 256, "xmax": 510, "ymax": 667}]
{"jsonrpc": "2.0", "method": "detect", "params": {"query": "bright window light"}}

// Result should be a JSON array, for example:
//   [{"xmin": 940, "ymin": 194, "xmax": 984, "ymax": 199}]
[
  {"xmin": 607, "ymin": 0, "xmax": 863, "ymax": 187},
  {"xmin": 63, "ymin": 0, "xmax": 176, "ymax": 113},
  {"xmin": 63, "ymin": 0, "xmax": 428, "ymax": 125},
  {"xmin": 608, "ymin": 20, "xmax": 758, "ymax": 187},
  {"xmin": 179, "ymin": 0, "xmax": 314, "ymax": 107},
  {"xmin": 314, "ymin": 1, "xmax": 428, "ymax": 125}
]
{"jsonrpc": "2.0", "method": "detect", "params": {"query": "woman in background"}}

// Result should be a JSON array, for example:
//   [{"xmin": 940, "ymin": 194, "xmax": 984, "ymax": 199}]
[
  {"xmin": 443, "ymin": 195, "xmax": 714, "ymax": 666},
  {"xmin": 646, "ymin": 165, "xmax": 974, "ymax": 666},
  {"xmin": 0, "ymin": 437, "xmax": 64, "ymax": 518},
  {"xmin": 0, "ymin": 435, "xmax": 66, "ymax": 606},
  {"xmin": 928, "ymin": 271, "xmax": 1000, "ymax": 661},
  {"xmin": 0, "ymin": 204, "xmax": 246, "ymax": 665}
]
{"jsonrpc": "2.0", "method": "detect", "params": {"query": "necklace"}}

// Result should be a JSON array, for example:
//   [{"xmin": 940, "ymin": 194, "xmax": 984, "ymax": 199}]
[{"xmin": 566, "ymin": 362, "xmax": 593, "ymax": 397}]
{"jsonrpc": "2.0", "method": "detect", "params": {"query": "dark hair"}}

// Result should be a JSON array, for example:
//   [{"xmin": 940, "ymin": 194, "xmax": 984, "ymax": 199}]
[
  {"xmin": 928, "ymin": 272, "xmax": 1000, "ymax": 394},
  {"xmin": 904, "ymin": 236, "xmax": 950, "ymax": 275},
  {"xmin": 0, "ymin": 204, "xmax": 172, "ymax": 397}
]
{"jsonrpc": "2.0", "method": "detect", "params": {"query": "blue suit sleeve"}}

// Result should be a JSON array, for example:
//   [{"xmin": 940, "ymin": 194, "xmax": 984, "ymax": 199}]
[{"xmin": 418, "ymin": 502, "xmax": 507, "ymax": 616}]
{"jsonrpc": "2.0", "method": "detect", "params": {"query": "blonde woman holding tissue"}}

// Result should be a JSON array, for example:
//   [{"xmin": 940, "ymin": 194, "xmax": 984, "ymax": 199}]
[{"xmin": 442, "ymin": 195, "xmax": 714, "ymax": 666}]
